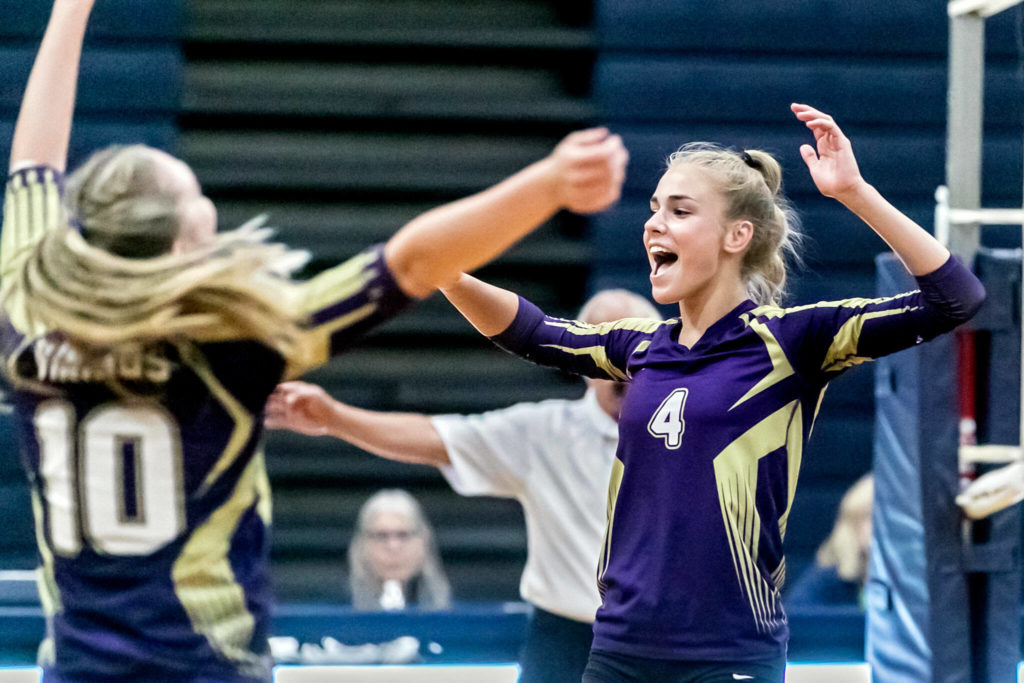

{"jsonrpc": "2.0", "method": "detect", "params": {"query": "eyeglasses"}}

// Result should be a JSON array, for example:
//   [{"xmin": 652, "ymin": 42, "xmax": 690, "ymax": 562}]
[{"xmin": 366, "ymin": 529, "xmax": 418, "ymax": 543}]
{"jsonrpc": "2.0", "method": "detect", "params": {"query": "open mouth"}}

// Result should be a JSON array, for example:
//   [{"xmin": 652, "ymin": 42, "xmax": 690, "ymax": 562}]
[{"xmin": 650, "ymin": 246, "xmax": 678, "ymax": 275}]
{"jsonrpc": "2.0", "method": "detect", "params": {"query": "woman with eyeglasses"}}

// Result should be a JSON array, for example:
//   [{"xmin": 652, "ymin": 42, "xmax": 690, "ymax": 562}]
[{"xmin": 348, "ymin": 489, "xmax": 450, "ymax": 611}]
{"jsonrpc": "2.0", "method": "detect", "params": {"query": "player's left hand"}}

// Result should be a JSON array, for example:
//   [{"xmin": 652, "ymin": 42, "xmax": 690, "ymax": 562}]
[
  {"xmin": 264, "ymin": 381, "xmax": 334, "ymax": 436},
  {"xmin": 792, "ymin": 103, "xmax": 866, "ymax": 202}
]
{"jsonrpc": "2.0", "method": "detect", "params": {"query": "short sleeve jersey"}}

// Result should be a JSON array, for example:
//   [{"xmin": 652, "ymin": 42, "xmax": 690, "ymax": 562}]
[
  {"xmin": 492, "ymin": 261, "xmax": 983, "ymax": 661},
  {"xmin": 0, "ymin": 166, "xmax": 411, "ymax": 682},
  {"xmin": 431, "ymin": 389, "xmax": 618, "ymax": 622}
]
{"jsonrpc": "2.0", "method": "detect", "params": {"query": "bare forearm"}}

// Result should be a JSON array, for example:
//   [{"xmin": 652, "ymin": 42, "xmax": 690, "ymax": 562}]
[
  {"xmin": 11, "ymin": 1, "xmax": 95, "ymax": 172},
  {"xmin": 324, "ymin": 402, "xmax": 451, "ymax": 467},
  {"xmin": 384, "ymin": 157, "xmax": 560, "ymax": 298},
  {"xmin": 441, "ymin": 273, "xmax": 520, "ymax": 337},
  {"xmin": 837, "ymin": 182, "xmax": 950, "ymax": 276}
]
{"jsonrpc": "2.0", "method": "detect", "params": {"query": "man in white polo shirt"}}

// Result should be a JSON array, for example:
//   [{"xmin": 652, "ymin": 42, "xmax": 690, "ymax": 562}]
[{"xmin": 264, "ymin": 289, "xmax": 659, "ymax": 683}]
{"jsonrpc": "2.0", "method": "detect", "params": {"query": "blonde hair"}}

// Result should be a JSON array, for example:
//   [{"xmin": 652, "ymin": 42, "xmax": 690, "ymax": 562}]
[
  {"xmin": 67, "ymin": 145, "xmax": 180, "ymax": 258},
  {"xmin": 348, "ymin": 489, "xmax": 451, "ymax": 611},
  {"xmin": 2, "ymin": 145, "xmax": 314, "ymax": 385},
  {"xmin": 667, "ymin": 143, "xmax": 803, "ymax": 305},
  {"xmin": 816, "ymin": 474, "xmax": 874, "ymax": 583}
]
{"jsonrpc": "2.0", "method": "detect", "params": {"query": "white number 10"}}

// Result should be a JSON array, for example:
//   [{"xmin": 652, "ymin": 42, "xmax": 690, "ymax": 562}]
[
  {"xmin": 647, "ymin": 388, "xmax": 689, "ymax": 449},
  {"xmin": 34, "ymin": 400, "xmax": 185, "ymax": 557}
]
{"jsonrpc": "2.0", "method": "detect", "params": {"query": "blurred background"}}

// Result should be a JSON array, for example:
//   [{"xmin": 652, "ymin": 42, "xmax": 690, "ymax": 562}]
[{"xmin": 1, "ymin": 0, "xmax": 1023, "ymax": 666}]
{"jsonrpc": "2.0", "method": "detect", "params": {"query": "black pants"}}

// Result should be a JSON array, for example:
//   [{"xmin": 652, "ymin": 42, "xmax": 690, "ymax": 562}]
[
  {"xmin": 518, "ymin": 606, "xmax": 595, "ymax": 683},
  {"xmin": 582, "ymin": 648, "xmax": 786, "ymax": 683}
]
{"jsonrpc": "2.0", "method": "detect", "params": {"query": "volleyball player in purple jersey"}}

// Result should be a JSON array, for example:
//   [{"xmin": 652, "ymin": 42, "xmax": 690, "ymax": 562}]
[
  {"xmin": 0, "ymin": 2, "xmax": 627, "ymax": 681},
  {"xmin": 439, "ymin": 104, "xmax": 985, "ymax": 682}
]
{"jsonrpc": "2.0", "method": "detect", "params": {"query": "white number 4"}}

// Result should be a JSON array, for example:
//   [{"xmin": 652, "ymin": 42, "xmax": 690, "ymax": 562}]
[{"xmin": 647, "ymin": 388, "xmax": 688, "ymax": 449}]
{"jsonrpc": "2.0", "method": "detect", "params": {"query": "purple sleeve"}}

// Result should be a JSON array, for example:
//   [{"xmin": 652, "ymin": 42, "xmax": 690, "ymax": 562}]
[
  {"xmin": 300, "ymin": 244, "xmax": 414, "ymax": 358},
  {"xmin": 853, "ymin": 255, "xmax": 985, "ymax": 362},
  {"xmin": 490, "ymin": 296, "xmax": 652, "ymax": 381},
  {"xmin": 778, "ymin": 255, "xmax": 986, "ymax": 380},
  {"xmin": 914, "ymin": 254, "xmax": 987, "ymax": 327}
]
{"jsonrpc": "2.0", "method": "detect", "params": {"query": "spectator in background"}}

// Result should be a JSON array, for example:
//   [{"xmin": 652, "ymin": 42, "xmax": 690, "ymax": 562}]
[
  {"xmin": 265, "ymin": 289, "xmax": 661, "ymax": 683},
  {"xmin": 349, "ymin": 489, "xmax": 451, "ymax": 612},
  {"xmin": 786, "ymin": 474, "xmax": 874, "ymax": 609}
]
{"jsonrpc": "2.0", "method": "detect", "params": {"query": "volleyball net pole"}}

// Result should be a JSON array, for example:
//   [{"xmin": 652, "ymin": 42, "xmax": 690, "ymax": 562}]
[{"xmin": 868, "ymin": 4, "xmax": 1024, "ymax": 681}]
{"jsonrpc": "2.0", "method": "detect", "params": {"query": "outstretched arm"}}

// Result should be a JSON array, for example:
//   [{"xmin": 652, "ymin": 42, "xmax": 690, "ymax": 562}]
[
  {"xmin": 384, "ymin": 128, "xmax": 628, "ymax": 298},
  {"xmin": 440, "ymin": 273, "xmax": 520, "ymax": 337},
  {"xmin": 264, "ymin": 381, "xmax": 450, "ymax": 467},
  {"xmin": 443, "ymin": 272, "xmax": 657, "ymax": 382},
  {"xmin": 10, "ymin": 0, "xmax": 96, "ymax": 172},
  {"xmin": 791, "ymin": 102, "xmax": 950, "ymax": 276}
]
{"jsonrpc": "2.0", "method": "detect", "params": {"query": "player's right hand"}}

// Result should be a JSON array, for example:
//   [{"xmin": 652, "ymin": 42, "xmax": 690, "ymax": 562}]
[
  {"xmin": 264, "ymin": 381, "xmax": 335, "ymax": 437},
  {"xmin": 548, "ymin": 127, "xmax": 628, "ymax": 214}
]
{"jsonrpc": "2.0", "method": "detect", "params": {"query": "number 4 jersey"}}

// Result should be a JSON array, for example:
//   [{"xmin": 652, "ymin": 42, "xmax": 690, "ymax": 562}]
[
  {"xmin": 490, "ymin": 259, "xmax": 984, "ymax": 663},
  {"xmin": 0, "ymin": 166, "xmax": 411, "ymax": 682}
]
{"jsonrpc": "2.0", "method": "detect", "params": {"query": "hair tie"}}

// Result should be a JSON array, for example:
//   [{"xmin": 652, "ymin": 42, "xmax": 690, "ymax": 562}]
[{"xmin": 740, "ymin": 151, "xmax": 762, "ymax": 171}]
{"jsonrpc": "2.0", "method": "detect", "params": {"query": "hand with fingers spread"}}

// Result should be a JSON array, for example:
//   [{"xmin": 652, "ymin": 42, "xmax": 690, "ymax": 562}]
[
  {"xmin": 265, "ymin": 381, "xmax": 336, "ymax": 436},
  {"xmin": 791, "ymin": 103, "xmax": 866, "ymax": 203},
  {"xmin": 548, "ymin": 127, "xmax": 629, "ymax": 214}
]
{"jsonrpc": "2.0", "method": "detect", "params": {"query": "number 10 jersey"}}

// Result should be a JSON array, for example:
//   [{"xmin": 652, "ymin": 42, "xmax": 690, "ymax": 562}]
[{"xmin": 0, "ymin": 165, "xmax": 411, "ymax": 682}]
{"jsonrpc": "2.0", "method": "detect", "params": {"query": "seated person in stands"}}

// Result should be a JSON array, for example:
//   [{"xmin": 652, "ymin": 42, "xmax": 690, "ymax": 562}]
[
  {"xmin": 348, "ymin": 489, "xmax": 451, "ymax": 611},
  {"xmin": 786, "ymin": 474, "xmax": 873, "ymax": 609}
]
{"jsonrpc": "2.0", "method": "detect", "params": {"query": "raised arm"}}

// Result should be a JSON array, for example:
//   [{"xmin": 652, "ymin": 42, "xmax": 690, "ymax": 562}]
[
  {"xmin": 384, "ymin": 128, "xmax": 627, "ymax": 298},
  {"xmin": 10, "ymin": 0, "xmax": 96, "ymax": 172},
  {"xmin": 264, "ymin": 381, "xmax": 450, "ymax": 467},
  {"xmin": 791, "ymin": 103, "xmax": 950, "ymax": 276}
]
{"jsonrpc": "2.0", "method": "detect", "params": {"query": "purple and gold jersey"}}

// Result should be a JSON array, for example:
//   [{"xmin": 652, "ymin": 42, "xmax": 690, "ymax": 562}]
[
  {"xmin": 493, "ymin": 259, "xmax": 983, "ymax": 661},
  {"xmin": 0, "ymin": 166, "xmax": 411, "ymax": 682}
]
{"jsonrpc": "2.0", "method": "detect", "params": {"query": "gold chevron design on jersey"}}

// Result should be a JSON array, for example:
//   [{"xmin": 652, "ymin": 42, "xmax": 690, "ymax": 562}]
[
  {"xmin": 598, "ymin": 458, "xmax": 625, "ymax": 587},
  {"xmin": 30, "ymin": 490, "xmax": 60, "ymax": 667},
  {"xmin": 540, "ymin": 344, "xmax": 628, "ymax": 381},
  {"xmin": 731, "ymin": 316, "xmax": 795, "ymax": 410},
  {"xmin": 714, "ymin": 400, "xmax": 803, "ymax": 633},
  {"xmin": 820, "ymin": 306, "xmax": 915, "ymax": 372},
  {"xmin": 255, "ymin": 450, "xmax": 272, "ymax": 523},
  {"xmin": 771, "ymin": 557, "xmax": 787, "ymax": 590},
  {"xmin": 176, "ymin": 342, "xmax": 253, "ymax": 494},
  {"xmin": 750, "ymin": 293, "xmax": 917, "ymax": 321},
  {"xmin": 543, "ymin": 316, "xmax": 671, "ymax": 337},
  {"xmin": 295, "ymin": 249, "xmax": 377, "ymax": 315},
  {"xmin": 30, "ymin": 489, "xmax": 61, "ymax": 614},
  {"xmin": 302, "ymin": 302, "xmax": 378, "ymax": 370},
  {"xmin": 172, "ymin": 454, "xmax": 267, "ymax": 674},
  {"xmin": 631, "ymin": 340, "xmax": 652, "ymax": 355}
]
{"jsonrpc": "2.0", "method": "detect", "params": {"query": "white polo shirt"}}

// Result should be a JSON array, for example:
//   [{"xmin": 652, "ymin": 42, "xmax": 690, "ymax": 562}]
[{"xmin": 432, "ymin": 389, "xmax": 618, "ymax": 623}]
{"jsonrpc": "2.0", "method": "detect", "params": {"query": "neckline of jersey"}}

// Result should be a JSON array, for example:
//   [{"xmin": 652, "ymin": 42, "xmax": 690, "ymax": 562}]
[{"xmin": 672, "ymin": 299, "xmax": 758, "ymax": 352}]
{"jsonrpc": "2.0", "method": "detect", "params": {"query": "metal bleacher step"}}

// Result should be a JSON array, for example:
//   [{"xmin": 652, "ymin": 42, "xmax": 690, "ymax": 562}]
[
  {"xmin": 273, "ymin": 555, "xmax": 525, "ymax": 602},
  {"xmin": 182, "ymin": 132, "xmax": 554, "ymax": 195},
  {"xmin": 272, "ymin": 521, "xmax": 527, "ymax": 558},
  {"xmin": 271, "ymin": 487, "xmax": 525, "ymax": 553},
  {"xmin": 292, "ymin": 345, "xmax": 585, "ymax": 415},
  {"xmin": 303, "ymin": 347, "xmax": 579, "ymax": 389},
  {"xmin": 214, "ymin": 201, "xmax": 593, "ymax": 267},
  {"xmin": 185, "ymin": 62, "xmax": 593, "ymax": 124},
  {"xmin": 181, "ymin": 0, "xmax": 596, "ymax": 604},
  {"xmin": 187, "ymin": 0, "xmax": 592, "ymax": 51}
]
